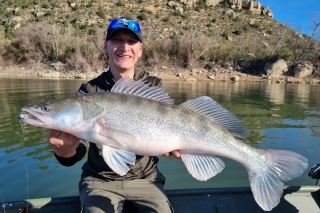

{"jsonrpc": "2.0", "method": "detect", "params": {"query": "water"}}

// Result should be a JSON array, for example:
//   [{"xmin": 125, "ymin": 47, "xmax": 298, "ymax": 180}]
[{"xmin": 0, "ymin": 78, "xmax": 319, "ymax": 202}]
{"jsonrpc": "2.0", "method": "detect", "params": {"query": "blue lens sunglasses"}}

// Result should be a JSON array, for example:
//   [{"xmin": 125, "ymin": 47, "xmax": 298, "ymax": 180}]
[{"xmin": 108, "ymin": 19, "xmax": 141, "ymax": 33}]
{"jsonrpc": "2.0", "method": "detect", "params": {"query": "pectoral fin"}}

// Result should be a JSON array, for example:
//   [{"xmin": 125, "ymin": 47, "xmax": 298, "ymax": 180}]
[
  {"xmin": 101, "ymin": 145, "xmax": 136, "ymax": 176},
  {"xmin": 181, "ymin": 153, "xmax": 225, "ymax": 181}
]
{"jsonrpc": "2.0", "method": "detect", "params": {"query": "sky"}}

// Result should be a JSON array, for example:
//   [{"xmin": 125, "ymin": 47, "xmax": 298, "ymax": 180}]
[{"xmin": 258, "ymin": 0, "xmax": 320, "ymax": 37}]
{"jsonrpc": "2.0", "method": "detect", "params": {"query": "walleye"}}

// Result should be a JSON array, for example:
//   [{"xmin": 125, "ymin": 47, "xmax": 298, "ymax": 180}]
[{"xmin": 18, "ymin": 78, "xmax": 308, "ymax": 211}]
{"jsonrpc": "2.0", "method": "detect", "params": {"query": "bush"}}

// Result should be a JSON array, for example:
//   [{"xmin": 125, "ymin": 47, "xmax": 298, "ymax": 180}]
[
  {"xmin": 97, "ymin": 6, "xmax": 106, "ymax": 19},
  {"xmin": 137, "ymin": 13, "xmax": 147, "ymax": 21},
  {"xmin": 124, "ymin": 11, "xmax": 133, "ymax": 19},
  {"xmin": 250, "ymin": 23, "xmax": 260, "ymax": 29},
  {"xmin": 172, "ymin": 11, "xmax": 181, "ymax": 17},
  {"xmin": 275, "ymin": 47, "xmax": 295, "ymax": 61},
  {"xmin": 221, "ymin": 31, "xmax": 229, "ymax": 38},
  {"xmin": 243, "ymin": 24, "xmax": 250, "ymax": 32},
  {"xmin": 162, "ymin": 17, "xmax": 169, "ymax": 22},
  {"xmin": 195, "ymin": 0, "xmax": 207, "ymax": 10},
  {"xmin": 266, "ymin": 29, "xmax": 273, "ymax": 35},
  {"xmin": 232, "ymin": 29, "xmax": 242, "ymax": 35},
  {"xmin": 233, "ymin": 16, "xmax": 240, "ymax": 22},
  {"xmin": 116, "ymin": 0, "xmax": 123, "ymax": 6}
]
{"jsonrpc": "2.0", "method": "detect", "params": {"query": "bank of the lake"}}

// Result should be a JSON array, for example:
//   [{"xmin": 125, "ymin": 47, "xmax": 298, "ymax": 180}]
[{"xmin": 1, "ymin": 65, "xmax": 320, "ymax": 84}]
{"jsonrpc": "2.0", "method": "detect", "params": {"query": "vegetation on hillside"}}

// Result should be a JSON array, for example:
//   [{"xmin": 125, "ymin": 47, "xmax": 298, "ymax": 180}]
[{"xmin": 0, "ymin": 0, "xmax": 319, "ymax": 76}]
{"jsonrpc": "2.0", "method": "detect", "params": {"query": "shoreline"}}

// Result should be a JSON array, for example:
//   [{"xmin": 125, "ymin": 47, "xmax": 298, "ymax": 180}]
[{"xmin": 1, "ymin": 65, "xmax": 320, "ymax": 84}]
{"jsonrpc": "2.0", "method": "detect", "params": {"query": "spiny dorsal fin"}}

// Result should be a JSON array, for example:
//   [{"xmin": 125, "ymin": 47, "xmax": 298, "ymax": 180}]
[
  {"xmin": 181, "ymin": 96, "xmax": 249, "ymax": 138},
  {"xmin": 111, "ymin": 78, "xmax": 174, "ymax": 104}
]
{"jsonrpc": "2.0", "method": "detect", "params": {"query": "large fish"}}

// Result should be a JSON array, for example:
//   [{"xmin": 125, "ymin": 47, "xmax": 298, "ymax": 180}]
[{"xmin": 18, "ymin": 78, "xmax": 308, "ymax": 211}]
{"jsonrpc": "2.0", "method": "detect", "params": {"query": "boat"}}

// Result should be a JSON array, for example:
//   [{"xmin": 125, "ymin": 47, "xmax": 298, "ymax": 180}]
[{"xmin": 1, "ymin": 186, "xmax": 320, "ymax": 213}]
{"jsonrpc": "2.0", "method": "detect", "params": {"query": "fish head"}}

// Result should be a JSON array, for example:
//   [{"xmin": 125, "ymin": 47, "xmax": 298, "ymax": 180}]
[{"xmin": 18, "ymin": 98, "xmax": 83, "ymax": 132}]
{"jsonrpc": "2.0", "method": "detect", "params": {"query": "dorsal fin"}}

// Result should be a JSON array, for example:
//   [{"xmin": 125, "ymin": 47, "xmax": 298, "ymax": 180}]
[
  {"xmin": 111, "ymin": 78, "xmax": 174, "ymax": 104},
  {"xmin": 181, "ymin": 96, "xmax": 249, "ymax": 138}
]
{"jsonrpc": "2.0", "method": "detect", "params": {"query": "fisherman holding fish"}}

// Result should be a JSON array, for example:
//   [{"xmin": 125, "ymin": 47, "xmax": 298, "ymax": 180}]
[
  {"xmin": 19, "ymin": 17, "xmax": 308, "ymax": 213},
  {"xmin": 47, "ymin": 17, "xmax": 179, "ymax": 213}
]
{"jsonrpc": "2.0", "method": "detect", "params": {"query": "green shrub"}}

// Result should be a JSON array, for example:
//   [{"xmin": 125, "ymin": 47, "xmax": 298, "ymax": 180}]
[
  {"xmin": 221, "ymin": 31, "xmax": 229, "ymax": 38},
  {"xmin": 266, "ymin": 29, "xmax": 273, "ymax": 35},
  {"xmin": 4, "ymin": 26, "xmax": 14, "ymax": 39},
  {"xmin": 97, "ymin": 6, "xmax": 106, "ymax": 19},
  {"xmin": 195, "ymin": 0, "xmax": 207, "ymax": 10},
  {"xmin": 233, "ymin": 16, "xmax": 240, "ymax": 22},
  {"xmin": 275, "ymin": 47, "xmax": 295, "ymax": 61},
  {"xmin": 250, "ymin": 23, "xmax": 260, "ymax": 29},
  {"xmin": 182, "ymin": 25, "xmax": 190, "ymax": 30},
  {"xmin": 137, "ymin": 13, "xmax": 147, "ymax": 21},
  {"xmin": 42, "ymin": 3, "xmax": 50, "ymax": 8},
  {"xmin": 234, "ymin": 7, "xmax": 242, "ymax": 13},
  {"xmin": 172, "ymin": 11, "xmax": 181, "ymax": 17},
  {"xmin": 169, "ymin": 35, "xmax": 180, "ymax": 57},
  {"xmin": 72, "ymin": 4, "xmax": 79, "ymax": 11},
  {"xmin": 162, "ymin": 17, "xmax": 169, "ymax": 22},
  {"xmin": 243, "ymin": 24, "xmax": 250, "ymax": 32},
  {"xmin": 116, "ymin": 0, "xmax": 123, "ymax": 6},
  {"xmin": 145, "ymin": 9, "xmax": 153, "ymax": 14},
  {"xmin": 232, "ymin": 29, "xmax": 242, "ymax": 35},
  {"xmin": 124, "ymin": 11, "xmax": 133, "ymax": 19}
]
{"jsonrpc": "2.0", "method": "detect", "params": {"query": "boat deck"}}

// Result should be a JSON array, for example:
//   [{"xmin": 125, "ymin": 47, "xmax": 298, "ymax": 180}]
[{"xmin": 1, "ymin": 186, "xmax": 320, "ymax": 213}]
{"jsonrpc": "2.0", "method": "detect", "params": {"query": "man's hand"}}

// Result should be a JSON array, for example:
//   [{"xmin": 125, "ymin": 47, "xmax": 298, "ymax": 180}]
[
  {"xmin": 47, "ymin": 129, "xmax": 80, "ymax": 158},
  {"xmin": 163, "ymin": 150, "xmax": 181, "ymax": 159}
]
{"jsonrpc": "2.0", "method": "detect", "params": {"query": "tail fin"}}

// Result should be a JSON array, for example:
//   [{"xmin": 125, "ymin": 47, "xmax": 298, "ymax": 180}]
[{"xmin": 248, "ymin": 149, "xmax": 308, "ymax": 211}]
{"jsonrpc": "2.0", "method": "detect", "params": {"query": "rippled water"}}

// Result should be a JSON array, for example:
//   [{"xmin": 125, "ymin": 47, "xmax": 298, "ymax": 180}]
[{"xmin": 0, "ymin": 78, "xmax": 319, "ymax": 202}]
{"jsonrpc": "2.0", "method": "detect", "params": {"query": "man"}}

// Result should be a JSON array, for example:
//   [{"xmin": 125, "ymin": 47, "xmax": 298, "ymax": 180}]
[{"xmin": 47, "ymin": 17, "xmax": 180, "ymax": 213}]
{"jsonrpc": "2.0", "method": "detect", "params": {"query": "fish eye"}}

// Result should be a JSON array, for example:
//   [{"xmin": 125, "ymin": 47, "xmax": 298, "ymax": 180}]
[{"xmin": 41, "ymin": 104, "xmax": 51, "ymax": 112}]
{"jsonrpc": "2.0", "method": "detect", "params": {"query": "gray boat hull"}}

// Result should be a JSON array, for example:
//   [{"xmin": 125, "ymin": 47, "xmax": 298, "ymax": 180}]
[{"xmin": 1, "ymin": 186, "xmax": 320, "ymax": 213}]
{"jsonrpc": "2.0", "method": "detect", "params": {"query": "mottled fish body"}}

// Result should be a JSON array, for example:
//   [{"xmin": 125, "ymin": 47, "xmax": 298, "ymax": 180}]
[{"xmin": 18, "ymin": 78, "xmax": 308, "ymax": 211}]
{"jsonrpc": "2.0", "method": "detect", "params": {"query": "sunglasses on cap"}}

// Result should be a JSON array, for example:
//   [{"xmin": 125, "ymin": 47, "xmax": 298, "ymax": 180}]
[{"xmin": 108, "ymin": 18, "xmax": 141, "ymax": 33}]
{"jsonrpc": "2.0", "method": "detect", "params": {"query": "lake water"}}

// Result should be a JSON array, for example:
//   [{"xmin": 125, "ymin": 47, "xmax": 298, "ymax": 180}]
[{"xmin": 0, "ymin": 78, "xmax": 320, "ymax": 202}]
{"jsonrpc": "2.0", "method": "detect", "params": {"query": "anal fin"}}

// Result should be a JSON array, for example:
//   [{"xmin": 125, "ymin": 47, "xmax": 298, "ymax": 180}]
[{"xmin": 181, "ymin": 153, "xmax": 225, "ymax": 181}]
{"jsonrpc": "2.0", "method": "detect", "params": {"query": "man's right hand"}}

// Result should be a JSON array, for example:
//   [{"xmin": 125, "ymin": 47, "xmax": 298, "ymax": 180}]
[
  {"xmin": 47, "ymin": 129, "xmax": 80, "ymax": 158},
  {"xmin": 309, "ymin": 164, "xmax": 320, "ymax": 179}
]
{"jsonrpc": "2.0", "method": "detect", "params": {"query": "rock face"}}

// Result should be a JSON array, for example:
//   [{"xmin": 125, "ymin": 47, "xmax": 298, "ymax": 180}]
[
  {"xmin": 183, "ymin": 0, "xmax": 273, "ymax": 18},
  {"xmin": 265, "ymin": 59, "xmax": 288, "ymax": 77},
  {"xmin": 294, "ymin": 61, "xmax": 314, "ymax": 78}
]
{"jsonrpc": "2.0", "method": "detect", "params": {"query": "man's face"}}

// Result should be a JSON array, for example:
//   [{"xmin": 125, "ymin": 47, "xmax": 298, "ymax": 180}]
[{"xmin": 105, "ymin": 29, "xmax": 142, "ymax": 72}]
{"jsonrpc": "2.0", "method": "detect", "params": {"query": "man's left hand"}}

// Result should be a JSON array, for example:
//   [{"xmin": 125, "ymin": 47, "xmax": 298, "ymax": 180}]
[{"xmin": 163, "ymin": 150, "xmax": 181, "ymax": 159}]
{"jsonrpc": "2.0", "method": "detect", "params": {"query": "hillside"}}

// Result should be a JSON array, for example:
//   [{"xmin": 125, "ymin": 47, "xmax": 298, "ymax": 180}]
[{"xmin": 0, "ymin": 0, "xmax": 319, "ymax": 80}]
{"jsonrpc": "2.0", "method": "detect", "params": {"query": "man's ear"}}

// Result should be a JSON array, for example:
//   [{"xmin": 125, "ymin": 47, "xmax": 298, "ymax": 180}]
[
  {"xmin": 103, "ymin": 42, "xmax": 108, "ymax": 55},
  {"xmin": 138, "ymin": 43, "xmax": 143, "ymax": 58}
]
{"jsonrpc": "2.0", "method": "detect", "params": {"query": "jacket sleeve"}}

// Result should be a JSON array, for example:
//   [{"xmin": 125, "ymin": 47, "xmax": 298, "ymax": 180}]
[{"xmin": 54, "ymin": 140, "xmax": 88, "ymax": 167}]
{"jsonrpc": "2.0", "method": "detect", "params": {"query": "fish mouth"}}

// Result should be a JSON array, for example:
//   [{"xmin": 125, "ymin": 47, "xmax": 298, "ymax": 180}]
[{"xmin": 18, "ymin": 110, "xmax": 50, "ymax": 128}]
